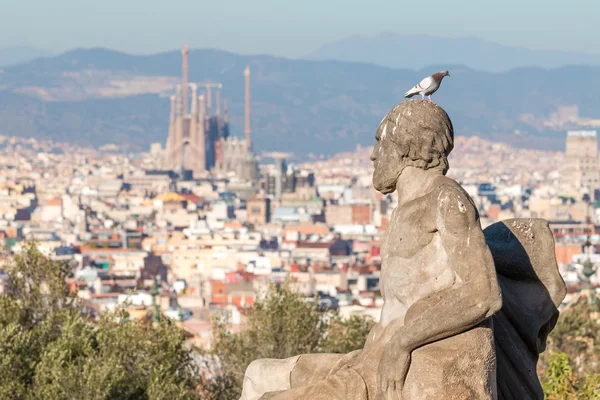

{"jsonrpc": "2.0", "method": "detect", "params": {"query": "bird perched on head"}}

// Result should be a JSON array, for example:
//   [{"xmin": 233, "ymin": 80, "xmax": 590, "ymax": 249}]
[{"xmin": 404, "ymin": 70, "xmax": 450, "ymax": 103}]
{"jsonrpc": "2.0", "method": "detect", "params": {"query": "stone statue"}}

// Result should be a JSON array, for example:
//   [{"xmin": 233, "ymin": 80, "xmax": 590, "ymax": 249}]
[{"xmin": 240, "ymin": 100, "xmax": 566, "ymax": 400}]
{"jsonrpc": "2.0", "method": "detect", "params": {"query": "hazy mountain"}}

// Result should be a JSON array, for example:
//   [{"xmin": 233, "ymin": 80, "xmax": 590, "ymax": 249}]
[
  {"xmin": 0, "ymin": 45, "xmax": 51, "ymax": 67},
  {"xmin": 0, "ymin": 47, "xmax": 598, "ymax": 155},
  {"xmin": 304, "ymin": 33, "xmax": 600, "ymax": 72}
]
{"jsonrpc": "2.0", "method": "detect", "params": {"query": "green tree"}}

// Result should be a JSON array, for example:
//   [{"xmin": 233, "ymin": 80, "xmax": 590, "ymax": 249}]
[
  {"xmin": 541, "ymin": 295, "xmax": 600, "ymax": 400},
  {"xmin": 542, "ymin": 352, "xmax": 577, "ymax": 399},
  {"xmin": 542, "ymin": 352, "xmax": 600, "ymax": 400},
  {"xmin": 0, "ymin": 242, "xmax": 199, "ymax": 400},
  {"xmin": 543, "ymin": 295, "xmax": 600, "ymax": 377},
  {"xmin": 208, "ymin": 281, "xmax": 374, "ymax": 399},
  {"xmin": 321, "ymin": 313, "xmax": 373, "ymax": 354},
  {"xmin": 578, "ymin": 373, "xmax": 600, "ymax": 399}
]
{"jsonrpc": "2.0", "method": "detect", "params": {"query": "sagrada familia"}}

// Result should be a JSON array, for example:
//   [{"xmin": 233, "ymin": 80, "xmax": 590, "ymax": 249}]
[{"xmin": 163, "ymin": 45, "xmax": 258, "ymax": 180}]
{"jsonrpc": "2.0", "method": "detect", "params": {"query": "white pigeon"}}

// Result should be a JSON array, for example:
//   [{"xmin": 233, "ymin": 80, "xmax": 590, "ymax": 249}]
[{"xmin": 404, "ymin": 70, "xmax": 450, "ymax": 103}]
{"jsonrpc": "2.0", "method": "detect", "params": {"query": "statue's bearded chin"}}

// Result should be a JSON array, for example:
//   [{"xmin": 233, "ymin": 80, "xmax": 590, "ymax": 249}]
[{"xmin": 373, "ymin": 168, "xmax": 401, "ymax": 194}]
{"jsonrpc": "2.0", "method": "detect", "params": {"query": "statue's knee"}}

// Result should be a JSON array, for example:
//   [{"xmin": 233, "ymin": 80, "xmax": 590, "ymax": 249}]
[
  {"xmin": 249, "ymin": 357, "xmax": 300, "ymax": 382},
  {"xmin": 244, "ymin": 358, "xmax": 268, "ymax": 381},
  {"xmin": 241, "ymin": 357, "xmax": 300, "ymax": 400},
  {"xmin": 244, "ymin": 357, "xmax": 297, "ymax": 382},
  {"xmin": 241, "ymin": 360, "xmax": 269, "ymax": 400}
]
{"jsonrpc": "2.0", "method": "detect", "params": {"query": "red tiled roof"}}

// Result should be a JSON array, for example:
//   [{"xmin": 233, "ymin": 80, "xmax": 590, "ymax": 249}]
[
  {"xmin": 297, "ymin": 241, "xmax": 334, "ymax": 249},
  {"xmin": 90, "ymin": 293, "xmax": 120, "ymax": 299},
  {"xmin": 285, "ymin": 223, "xmax": 329, "ymax": 235},
  {"xmin": 180, "ymin": 193, "xmax": 204, "ymax": 204},
  {"xmin": 47, "ymin": 197, "xmax": 62, "ymax": 206},
  {"xmin": 224, "ymin": 220, "xmax": 243, "ymax": 229},
  {"xmin": 79, "ymin": 245, "xmax": 132, "ymax": 253}
]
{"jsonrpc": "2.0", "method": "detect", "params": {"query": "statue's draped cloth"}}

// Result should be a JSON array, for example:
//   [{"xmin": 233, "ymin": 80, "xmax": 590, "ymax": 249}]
[{"xmin": 485, "ymin": 219, "xmax": 566, "ymax": 400}]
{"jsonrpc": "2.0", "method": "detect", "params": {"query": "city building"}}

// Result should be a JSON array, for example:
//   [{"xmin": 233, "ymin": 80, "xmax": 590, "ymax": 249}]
[
  {"xmin": 163, "ymin": 45, "xmax": 257, "ymax": 179},
  {"xmin": 247, "ymin": 197, "xmax": 271, "ymax": 226},
  {"xmin": 561, "ymin": 130, "xmax": 600, "ymax": 198}
]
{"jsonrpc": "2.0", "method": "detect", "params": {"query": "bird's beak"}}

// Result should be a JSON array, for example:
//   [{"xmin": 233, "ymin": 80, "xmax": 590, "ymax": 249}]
[{"xmin": 447, "ymin": 73, "xmax": 451, "ymax": 77}]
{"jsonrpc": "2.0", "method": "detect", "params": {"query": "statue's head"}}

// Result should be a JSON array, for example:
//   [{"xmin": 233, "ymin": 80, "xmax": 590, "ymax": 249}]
[{"xmin": 371, "ymin": 100, "xmax": 454, "ymax": 194}]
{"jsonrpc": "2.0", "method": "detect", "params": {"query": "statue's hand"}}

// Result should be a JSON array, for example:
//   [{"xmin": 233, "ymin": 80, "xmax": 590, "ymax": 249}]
[{"xmin": 376, "ymin": 337, "xmax": 411, "ymax": 400}]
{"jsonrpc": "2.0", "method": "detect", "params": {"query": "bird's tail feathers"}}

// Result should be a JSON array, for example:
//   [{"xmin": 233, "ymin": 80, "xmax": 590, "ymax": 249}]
[{"xmin": 404, "ymin": 86, "xmax": 420, "ymax": 98}]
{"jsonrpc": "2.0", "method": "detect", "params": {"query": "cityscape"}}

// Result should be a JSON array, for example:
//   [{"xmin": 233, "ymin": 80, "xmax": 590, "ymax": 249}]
[
  {"xmin": 0, "ymin": 44, "xmax": 597, "ymax": 336},
  {"xmin": 1, "ymin": 2, "xmax": 600, "ymax": 398}
]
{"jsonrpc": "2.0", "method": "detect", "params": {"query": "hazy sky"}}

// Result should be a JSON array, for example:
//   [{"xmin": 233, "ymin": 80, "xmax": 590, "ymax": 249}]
[{"xmin": 2, "ymin": 0, "xmax": 598, "ymax": 57}]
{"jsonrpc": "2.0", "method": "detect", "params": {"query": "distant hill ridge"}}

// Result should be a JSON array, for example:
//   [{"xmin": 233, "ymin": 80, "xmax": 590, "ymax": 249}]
[
  {"xmin": 304, "ymin": 33, "xmax": 600, "ymax": 72},
  {"xmin": 1, "ymin": 46, "xmax": 599, "ymax": 154},
  {"xmin": 0, "ymin": 45, "xmax": 52, "ymax": 67}
]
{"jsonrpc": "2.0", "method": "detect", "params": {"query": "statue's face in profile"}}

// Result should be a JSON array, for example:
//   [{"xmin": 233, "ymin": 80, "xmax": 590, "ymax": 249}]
[
  {"xmin": 371, "ymin": 121, "xmax": 402, "ymax": 194},
  {"xmin": 371, "ymin": 101, "xmax": 453, "ymax": 195}
]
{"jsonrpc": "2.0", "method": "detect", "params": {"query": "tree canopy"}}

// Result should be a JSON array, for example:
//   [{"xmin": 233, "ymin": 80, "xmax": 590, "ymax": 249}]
[
  {"xmin": 206, "ymin": 281, "xmax": 373, "ymax": 399},
  {"xmin": 540, "ymin": 294, "xmax": 600, "ymax": 399},
  {"xmin": 0, "ymin": 242, "xmax": 199, "ymax": 400},
  {"xmin": 0, "ymin": 243, "xmax": 374, "ymax": 400}
]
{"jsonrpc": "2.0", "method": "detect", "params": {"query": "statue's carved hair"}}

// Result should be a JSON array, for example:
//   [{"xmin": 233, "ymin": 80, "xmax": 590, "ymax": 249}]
[{"xmin": 377, "ymin": 101, "xmax": 454, "ymax": 174}]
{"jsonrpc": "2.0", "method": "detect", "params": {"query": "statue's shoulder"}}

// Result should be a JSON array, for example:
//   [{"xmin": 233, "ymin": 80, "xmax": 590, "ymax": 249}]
[
  {"xmin": 430, "ymin": 176, "xmax": 478, "ymax": 228},
  {"xmin": 430, "ymin": 176, "xmax": 475, "ymax": 208}
]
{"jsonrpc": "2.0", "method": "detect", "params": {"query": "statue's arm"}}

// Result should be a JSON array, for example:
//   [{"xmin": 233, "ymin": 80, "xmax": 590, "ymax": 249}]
[{"xmin": 392, "ymin": 186, "xmax": 502, "ymax": 352}]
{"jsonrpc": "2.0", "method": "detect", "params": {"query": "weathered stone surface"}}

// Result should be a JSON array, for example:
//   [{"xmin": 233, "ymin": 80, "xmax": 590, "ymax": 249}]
[{"xmin": 239, "ymin": 100, "xmax": 565, "ymax": 400}]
